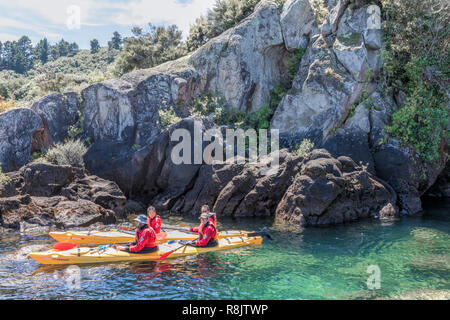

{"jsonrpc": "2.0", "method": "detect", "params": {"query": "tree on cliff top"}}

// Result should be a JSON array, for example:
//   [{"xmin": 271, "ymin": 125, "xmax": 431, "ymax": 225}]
[{"xmin": 112, "ymin": 24, "xmax": 186, "ymax": 76}]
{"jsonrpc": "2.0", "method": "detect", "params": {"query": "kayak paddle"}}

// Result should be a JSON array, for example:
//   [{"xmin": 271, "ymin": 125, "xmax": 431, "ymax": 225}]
[{"xmin": 159, "ymin": 242, "xmax": 191, "ymax": 261}]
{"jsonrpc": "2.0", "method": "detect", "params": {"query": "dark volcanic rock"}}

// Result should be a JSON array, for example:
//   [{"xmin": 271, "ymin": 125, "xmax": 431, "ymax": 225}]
[
  {"xmin": 18, "ymin": 162, "xmax": 85, "ymax": 197},
  {"xmin": 427, "ymin": 162, "xmax": 450, "ymax": 198},
  {"xmin": 0, "ymin": 162, "xmax": 125, "ymax": 231},
  {"xmin": 275, "ymin": 149, "xmax": 397, "ymax": 227},
  {"xmin": 53, "ymin": 199, "xmax": 116, "ymax": 229},
  {"xmin": 61, "ymin": 175, "xmax": 127, "ymax": 218}
]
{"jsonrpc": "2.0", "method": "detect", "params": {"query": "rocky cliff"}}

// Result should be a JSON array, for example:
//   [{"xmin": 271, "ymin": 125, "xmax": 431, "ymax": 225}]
[{"xmin": 0, "ymin": 0, "xmax": 448, "ymax": 230}]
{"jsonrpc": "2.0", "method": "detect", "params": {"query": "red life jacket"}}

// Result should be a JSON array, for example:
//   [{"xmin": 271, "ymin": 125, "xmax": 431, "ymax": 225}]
[
  {"xmin": 130, "ymin": 226, "xmax": 157, "ymax": 253},
  {"xmin": 147, "ymin": 215, "xmax": 162, "ymax": 234},
  {"xmin": 209, "ymin": 213, "xmax": 217, "ymax": 230},
  {"xmin": 195, "ymin": 221, "xmax": 218, "ymax": 247}
]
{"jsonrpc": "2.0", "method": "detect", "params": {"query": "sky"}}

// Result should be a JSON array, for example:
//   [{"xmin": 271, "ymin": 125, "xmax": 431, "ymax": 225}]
[{"xmin": 0, "ymin": 0, "xmax": 217, "ymax": 49}]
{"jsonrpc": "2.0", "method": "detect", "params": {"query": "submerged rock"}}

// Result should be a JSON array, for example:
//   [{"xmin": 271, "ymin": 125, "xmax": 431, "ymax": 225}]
[{"xmin": 381, "ymin": 289, "xmax": 450, "ymax": 300}]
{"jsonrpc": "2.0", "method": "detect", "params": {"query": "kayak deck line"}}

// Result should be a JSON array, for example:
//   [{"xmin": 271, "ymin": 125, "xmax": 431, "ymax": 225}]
[{"xmin": 29, "ymin": 236, "xmax": 263, "ymax": 265}]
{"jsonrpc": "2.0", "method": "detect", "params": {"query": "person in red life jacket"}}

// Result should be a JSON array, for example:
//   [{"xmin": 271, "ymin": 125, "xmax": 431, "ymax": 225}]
[
  {"xmin": 186, "ymin": 212, "xmax": 218, "ymax": 247},
  {"xmin": 190, "ymin": 205, "xmax": 217, "ymax": 232},
  {"xmin": 115, "ymin": 215, "xmax": 158, "ymax": 254},
  {"xmin": 146, "ymin": 206, "xmax": 162, "ymax": 234}
]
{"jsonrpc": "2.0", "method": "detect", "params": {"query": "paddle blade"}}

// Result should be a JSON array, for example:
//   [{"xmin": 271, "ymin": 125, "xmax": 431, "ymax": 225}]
[
  {"xmin": 159, "ymin": 249, "xmax": 176, "ymax": 261},
  {"xmin": 53, "ymin": 242, "xmax": 79, "ymax": 251}
]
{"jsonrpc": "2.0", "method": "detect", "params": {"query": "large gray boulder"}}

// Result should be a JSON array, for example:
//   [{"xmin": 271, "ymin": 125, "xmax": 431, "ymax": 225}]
[
  {"xmin": 0, "ymin": 108, "xmax": 43, "ymax": 172},
  {"xmin": 280, "ymin": 0, "xmax": 317, "ymax": 51},
  {"xmin": 30, "ymin": 92, "xmax": 79, "ymax": 147},
  {"xmin": 188, "ymin": 0, "xmax": 288, "ymax": 112},
  {"xmin": 82, "ymin": 63, "xmax": 200, "ymax": 147}
]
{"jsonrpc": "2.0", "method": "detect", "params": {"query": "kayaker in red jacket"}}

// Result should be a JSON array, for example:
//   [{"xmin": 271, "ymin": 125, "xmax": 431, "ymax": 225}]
[
  {"xmin": 147, "ymin": 206, "xmax": 162, "ymax": 234},
  {"xmin": 116, "ymin": 215, "xmax": 158, "ymax": 254},
  {"xmin": 189, "ymin": 212, "xmax": 218, "ymax": 247},
  {"xmin": 190, "ymin": 205, "xmax": 218, "ymax": 233}
]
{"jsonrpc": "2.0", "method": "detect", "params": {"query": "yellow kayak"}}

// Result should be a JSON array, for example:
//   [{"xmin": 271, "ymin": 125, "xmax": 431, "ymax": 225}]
[
  {"xmin": 29, "ymin": 236, "xmax": 263, "ymax": 265},
  {"xmin": 49, "ymin": 229, "xmax": 256, "ymax": 245}
]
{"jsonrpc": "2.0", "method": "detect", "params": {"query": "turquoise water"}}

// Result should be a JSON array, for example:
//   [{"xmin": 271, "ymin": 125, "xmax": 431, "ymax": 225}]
[{"xmin": 0, "ymin": 199, "xmax": 449, "ymax": 300}]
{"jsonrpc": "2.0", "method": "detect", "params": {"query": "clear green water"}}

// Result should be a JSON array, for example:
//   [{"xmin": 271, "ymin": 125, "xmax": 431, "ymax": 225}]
[{"xmin": 0, "ymin": 199, "xmax": 449, "ymax": 300}]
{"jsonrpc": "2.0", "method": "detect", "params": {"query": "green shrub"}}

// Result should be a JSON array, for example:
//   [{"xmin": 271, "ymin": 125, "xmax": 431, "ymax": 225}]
[
  {"xmin": 381, "ymin": 0, "xmax": 449, "ymax": 163},
  {"xmin": 192, "ymin": 93, "xmax": 229, "ymax": 117},
  {"xmin": 248, "ymin": 104, "xmax": 272, "ymax": 130},
  {"xmin": 45, "ymin": 139, "xmax": 88, "ymax": 167},
  {"xmin": 295, "ymin": 139, "xmax": 315, "ymax": 158},
  {"xmin": 0, "ymin": 164, "xmax": 11, "ymax": 186},
  {"xmin": 287, "ymin": 48, "xmax": 306, "ymax": 84},
  {"xmin": 159, "ymin": 106, "xmax": 182, "ymax": 127}
]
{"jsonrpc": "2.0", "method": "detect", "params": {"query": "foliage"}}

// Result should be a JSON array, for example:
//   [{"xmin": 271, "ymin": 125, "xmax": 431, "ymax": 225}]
[
  {"xmin": 309, "ymin": 0, "xmax": 329, "ymax": 24},
  {"xmin": 0, "ymin": 37, "xmax": 79, "ymax": 74},
  {"xmin": 295, "ymin": 139, "xmax": 315, "ymax": 158},
  {"xmin": 45, "ymin": 139, "xmax": 88, "ymax": 168},
  {"xmin": 193, "ymin": 84, "xmax": 287, "ymax": 131},
  {"xmin": 0, "ymin": 48, "xmax": 117, "ymax": 107},
  {"xmin": 381, "ymin": 0, "xmax": 450, "ymax": 163},
  {"xmin": 287, "ymin": 48, "xmax": 306, "ymax": 84},
  {"xmin": 112, "ymin": 24, "xmax": 186, "ymax": 76},
  {"xmin": 0, "ymin": 164, "xmax": 11, "ymax": 186},
  {"xmin": 384, "ymin": 80, "xmax": 449, "ymax": 162},
  {"xmin": 30, "ymin": 151, "xmax": 48, "ymax": 163},
  {"xmin": 186, "ymin": 0, "xmax": 262, "ymax": 52},
  {"xmin": 90, "ymin": 39, "xmax": 100, "ymax": 54},
  {"xmin": 192, "ymin": 93, "xmax": 229, "ymax": 117},
  {"xmin": 0, "ymin": 95, "xmax": 16, "ymax": 113},
  {"xmin": 159, "ymin": 106, "xmax": 182, "ymax": 127},
  {"xmin": 108, "ymin": 32, "xmax": 123, "ymax": 51}
]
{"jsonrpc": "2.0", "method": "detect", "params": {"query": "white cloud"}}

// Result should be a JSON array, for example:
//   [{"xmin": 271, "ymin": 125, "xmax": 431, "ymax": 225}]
[
  {"xmin": 107, "ymin": 0, "xmax": 217, "ymax": 35},
  {"xmin": 0, "ymin": 0, "xmax": 217, "ymax": 45},
  {"xmin": 0, "ymin": 33, "xmax": 21, "ymax": 42},
  {"xmin": 12, "ymin": 0, "xmax": 118, "ymax": 26}
]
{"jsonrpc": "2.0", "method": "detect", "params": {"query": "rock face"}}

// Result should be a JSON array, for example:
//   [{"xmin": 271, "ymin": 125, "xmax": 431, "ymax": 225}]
[
  {"xmin": 30, "ymin": 92, "xmax": 79, "ymax": 147},
  {"xmin": 280, "ymin": 0, "xmax": 316, "ymax": 51},
  {"xmin": 0, "ymin": 108, "xmax": 43, "ymax": 172},
  {"xmin": 427, "ymin": 162, "xmax": 450, "ymax": 198},
  {"xmin": 0, "ymin": 162, "xmax": 125, "ymax": 230},
  {"xmin": 82, "ymin": 65, "xmax": 200, "ymax": 148},
  {"xmin": 275, "ymin": 149, "xmax": 397, "ymax": 226},
  {"xmin": 271, "ymin": 2, "xmax": 382, "ymax": 146},
  {"xmin": 0, "ymin": 0, "xmax": 447, "ymax": 228},
  {"xmin": 189, "ymin": 0, "xmax": 288, "ymax": 112}
]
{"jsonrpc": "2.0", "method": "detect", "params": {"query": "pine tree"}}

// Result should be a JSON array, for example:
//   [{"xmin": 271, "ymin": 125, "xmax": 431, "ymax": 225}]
[
  {"xmin": 108, "ymin": 31, "xmax": 123, "ymax": 50},
  {"xmin": 90, "ymin": 39, "xmax": 100, "ymax": 54},
  {"xmin": 34, "ymin": 38, "xmax": 49, "ymax": 64}
]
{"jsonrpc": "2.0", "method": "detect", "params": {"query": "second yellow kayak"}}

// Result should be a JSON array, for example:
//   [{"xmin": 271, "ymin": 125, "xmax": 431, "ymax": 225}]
[{"xmin": 49, "ymin": 229, "xmax": 255, "ymax": 245}]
